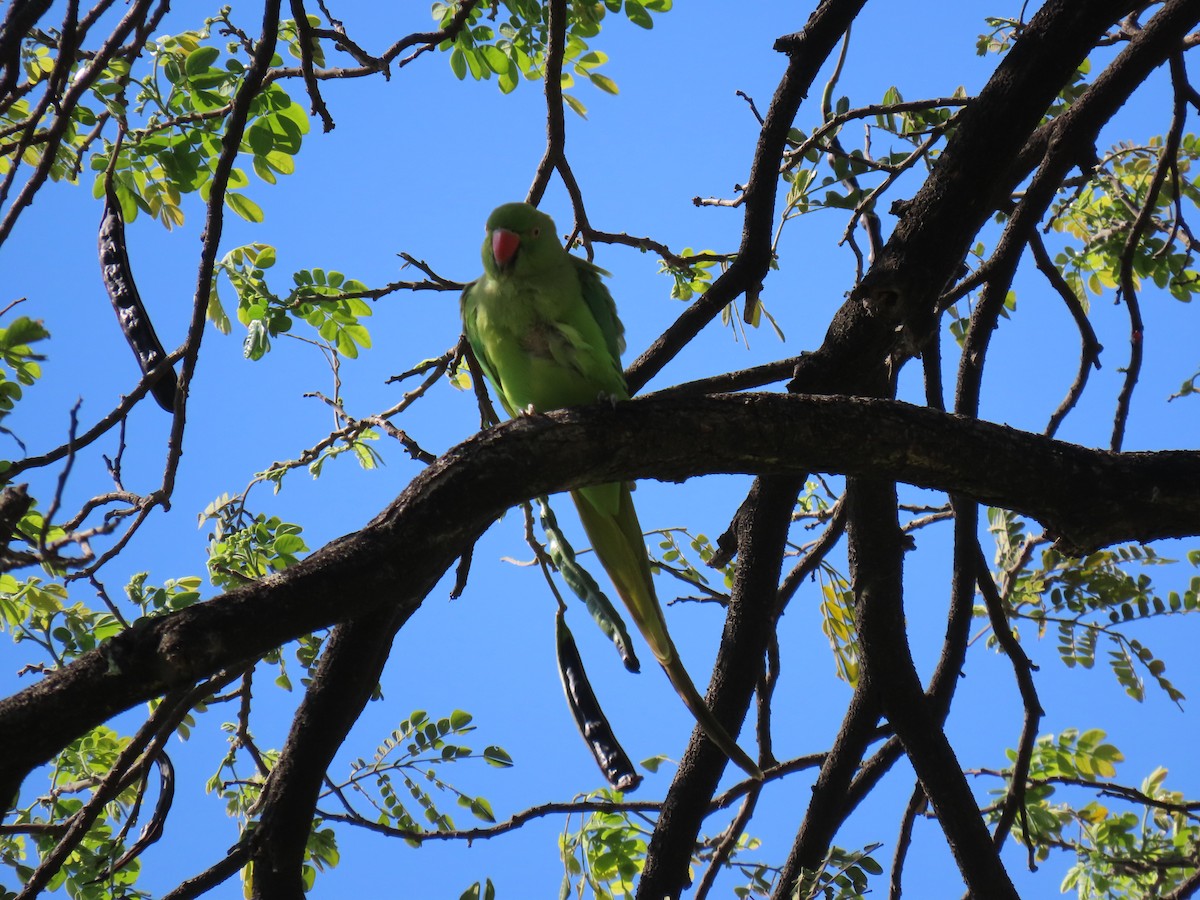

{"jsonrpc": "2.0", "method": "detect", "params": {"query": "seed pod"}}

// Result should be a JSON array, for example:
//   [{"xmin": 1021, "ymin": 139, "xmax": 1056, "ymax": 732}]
[
  {"xmin": 98, "ymin": 750, "xmax": 175, "ymax": 878},
  {"xmin": 556, "ymin": 609, "xmax": 642, "ymax": 793},
  {"xmin": 98, "ymin": 185, "xmax": 177, "ymax": 412},
  {"xmin": 539, "ymin": 497, "xmax": 640, "ymax": 673}
]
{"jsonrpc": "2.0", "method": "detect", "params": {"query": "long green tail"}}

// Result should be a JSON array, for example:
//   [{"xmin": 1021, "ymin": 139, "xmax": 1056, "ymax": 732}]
[{"xmin": 571, "ymin": 484, "xmax": 763, "ymax": 780}]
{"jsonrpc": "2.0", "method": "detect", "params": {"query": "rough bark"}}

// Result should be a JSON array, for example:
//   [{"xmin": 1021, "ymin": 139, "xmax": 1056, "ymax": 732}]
[{"xmin": 3, "ymin": 392, "xmax": 1197, "ymax": 804}]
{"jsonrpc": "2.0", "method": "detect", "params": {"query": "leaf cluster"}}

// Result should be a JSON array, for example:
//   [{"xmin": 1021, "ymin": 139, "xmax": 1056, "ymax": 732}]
[
  {"xmin": 986, "ymin": 730, "xmax": 1199, "ymax": 895},
  {"xmin": 559, "ymin": 789, "xmax": 651, "ymax": 900},
  {"xmin": 1, "ymin": 726, "xmax": 149, "ymax": 900},
  {"xmin": 87, "ymin": 27, "xmax": 310, "ymax": 228},
  {"xmin": 211, "ymin": 242, "xmax": 373, "ymax": 360},
  {"xmin": 433, "ymin": 0, "xmax": 670, "ymax": 114},
  {"xmin": 1052, "ymin": 137, "xmax": 1200, "ymax": 306},
  {"xmin": 993, "ymin": 510, "xmax": 1196, "ymax": 705},
  {"xmin": 335, "ymin": 709, "xmax": 513, "ymax": 839},
  {"xmin": 0, "ymin": 317, "xmax": 48, "ymax": 428}
]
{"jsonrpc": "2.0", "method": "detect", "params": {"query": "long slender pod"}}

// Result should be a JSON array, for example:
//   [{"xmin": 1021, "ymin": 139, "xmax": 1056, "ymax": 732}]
[
  {"xmin": 556, "ymin": 608, "xmax": 642, "ymax": 792},
  {"xmin": 98, "ymin": 185, "xmax": 177, "ymax": 412}
]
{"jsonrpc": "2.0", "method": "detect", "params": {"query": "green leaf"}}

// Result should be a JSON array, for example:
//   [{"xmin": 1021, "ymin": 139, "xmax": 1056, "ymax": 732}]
[
  {"xmin": 563, "ymin": 93, "xmax": 587, "ymax": 118},
  {"xmin": 450, "ymin": 47, "xmax": 467, "ymax": 80},
  {"xmin": 246, "ymin": 121, "xmax": 275, "ymax": 157},
  {"xmin": 625, "ymin": 0, "xmax": 654, "ymax": 28},
  {"xmin": 588, "ymin": 72, "xmax": 618, "ymax": 94},
  {"xmin": 464, "ymin": 47, "xmax": 485, "ymax": 80},
  {"xmin": 577, "ymin": 50, "xmax": 608, "ymax": 68},
  {"xmin": 226, "ymin": 192, "xmax": 264, "ymax": 223},
  {"xmin": 468, "ymin": 795, "xmax": 495, "ymax": 823},
  {"xmin": 640, "ymin": 755, "xmax": 667, "ymax": 773},
  {"xmin": 257, "ymin": 150, "xmax": 294, "ymax": 177},
  {"xmin": 481, "ymin": 45, "xmax": 508, "ymax": 74},
  {"xmin": 1, "ymin": 316, "xmax": 50, "ymax": 347},
  {"xmin": 272, "ymin": 533, "xmax": 306, "ymax": 555},
  {"xmin": 483, "ymin": 745, "xmax": 513, "ymax": 768},
  {"xmin": 498, "ymin": 63, "xmax": 518, "ymax": 94},
  {"xmin": 184, "ymin": 45, "xmax": 220, "ymax": 77}
]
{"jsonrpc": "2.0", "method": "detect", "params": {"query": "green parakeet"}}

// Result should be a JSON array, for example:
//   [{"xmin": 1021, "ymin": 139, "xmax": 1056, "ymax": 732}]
[{"xmin": 461, "ymin": 202, "xmax": 762, "ymax": 780}]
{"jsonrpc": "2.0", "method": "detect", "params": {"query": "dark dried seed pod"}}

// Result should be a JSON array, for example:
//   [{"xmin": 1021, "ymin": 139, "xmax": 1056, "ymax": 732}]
[
  {"xmin": 98, "ymin": 186, "xmax": 177, "ymax": 412},
  {"xmin": 556, "ymin": 609, "xmax": 642, "ymax": 793},
  {"xmin": 97, "ymin": 750, "xmax": 174, "ymax": 879}
]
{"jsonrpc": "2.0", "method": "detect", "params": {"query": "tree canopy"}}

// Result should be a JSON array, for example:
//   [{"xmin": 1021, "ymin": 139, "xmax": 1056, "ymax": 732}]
[{"xmin": 1, "ymin": 1, "xmax": 1200, "ymax": 898}]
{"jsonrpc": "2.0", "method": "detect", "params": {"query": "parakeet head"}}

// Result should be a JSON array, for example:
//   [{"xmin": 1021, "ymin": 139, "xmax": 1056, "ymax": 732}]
[{"xmin": 481, "ymin": 202, "xmax": 560, "ymax": 277}]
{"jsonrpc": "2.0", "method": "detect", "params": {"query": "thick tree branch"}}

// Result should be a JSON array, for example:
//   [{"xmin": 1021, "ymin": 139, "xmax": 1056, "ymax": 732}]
[
  {"xmin": 858, "ymin": 0, "xmax": 1141, "ymax": 301},
  {"xmin": 816, "ymin": 496, "xmax": 981, "ymax": 858},
  {"xmin": 2, "ymin": 393, "xmax": 1197, "ymax": 807},
  {"xmin": 773, "ymin": 680, "xmax": 881, "ymax": 897},
  {"xmin": 799, "ymin": 0, "xmax": 1147, "ymax": 396},
  {"xmin": 639, "ymin": 474, "xmax": 799, "ymax": 899},
  {"xmin": 249, "ymin": 604, "xmax": 416, "ymax": 897},
  {"xmin": 952, "ymin": 0, "xmax": 1200, "ymax": 424},
  {"xmin": 0, "ymin": 0, "xmax": 54, "ymax": 101},
  {"xmin": 848, "ymin": 477, "xmax": 1018, "ymax": 898}
]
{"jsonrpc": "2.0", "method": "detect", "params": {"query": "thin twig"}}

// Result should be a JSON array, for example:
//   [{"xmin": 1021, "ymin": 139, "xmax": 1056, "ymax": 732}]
[
  {"xmin": 972, "ymin": 541, "xmax": 1043, "ymax": 867},
  {"xmin": 889, "ymin": 782, "xmax": 926, "ymax": 900},
  {"xmin": 160, "ymin": 0, "xmax": 285, "ymax": 509},
  {"xmin": 1112, "ymin": 54, "xmax": 1186, "ymax": 450},
  {"xmin": 693, "ymin": 786, "xmax": 762, "ymax": 900},
  {"xmin": 527, "ymin": 0, "xmax": 567, "ymax": 208},
  {"xmin": 288, "ymin": 0, "xmax": 335, "ymax": 132},
  {"xmin": 1028, "ymin": 231, "xmax": 1103, "ymax": 437}
]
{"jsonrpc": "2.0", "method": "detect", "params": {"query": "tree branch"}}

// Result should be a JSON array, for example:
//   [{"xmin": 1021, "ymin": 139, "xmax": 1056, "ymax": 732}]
[
  {"xmin": 249, "ymin": 604, "xmax": 417, "ymax": 897},
  {"xmin": 288, "ymin": 0, "xmax": 335, "ymax": 132},
  {"xmin": 2, "ymin": 393, "xmax": 1198, "ymax": 805},
  {"xmin": 639, "ymin": 474, "xmax": 798, "ymax": 899},
  {"xmin": 626, "ymin": 0, "xmax": 870, "ymax": 394},
  {"xmin": 773, "ymin": 679, "xmax": 881, "ymax": 897},
  {"xmin": 161, "ymin": 0, "xmax": 283, "ymax": 503},
  {"xmin": 1112, "ymin": 52, "xmax": 1188, "ymax": 450},
  {"xmin": 527, "ymin": 0, "xmax": 566, "ymax": 208},
  {"xmin": 847, "ymin": 476, "xmax": 1017, "ymax": 897},
  {"xmin": 811, "ymin": 0, "xmax": 1147, "ymax": 388}
]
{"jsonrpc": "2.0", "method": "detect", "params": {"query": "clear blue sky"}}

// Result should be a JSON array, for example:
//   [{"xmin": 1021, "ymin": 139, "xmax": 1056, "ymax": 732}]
[{"xmin": 2, "ymin": 2, "xmax": 1198, "ymax": 897}]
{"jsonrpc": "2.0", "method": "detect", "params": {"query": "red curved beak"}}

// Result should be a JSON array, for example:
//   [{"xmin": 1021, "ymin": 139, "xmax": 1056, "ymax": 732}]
[{"xmin": 491, "ymin": 228, "xmax": 520, "ymax": 269}]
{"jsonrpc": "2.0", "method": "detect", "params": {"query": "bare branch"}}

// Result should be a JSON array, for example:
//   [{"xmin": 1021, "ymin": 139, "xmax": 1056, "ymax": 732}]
[
  {"xmin": 288, "ymin": 0, "xmax": 335, "ymax": 132},
  {"xmin": 1112, "ymin": 53, "xmax": 1187, "ymax": 450}
]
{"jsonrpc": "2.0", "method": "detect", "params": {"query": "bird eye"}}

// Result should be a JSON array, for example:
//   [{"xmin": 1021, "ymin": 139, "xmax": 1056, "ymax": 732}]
[{"xmin": 531, "ymin": 227, "xmax": 541, "ymax": 238}]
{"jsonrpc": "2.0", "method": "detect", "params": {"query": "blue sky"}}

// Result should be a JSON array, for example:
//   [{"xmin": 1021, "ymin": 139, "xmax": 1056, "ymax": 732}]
[{"xmin": 2, "ymin": 2, "xmax": 1199, "ymax": 897}]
